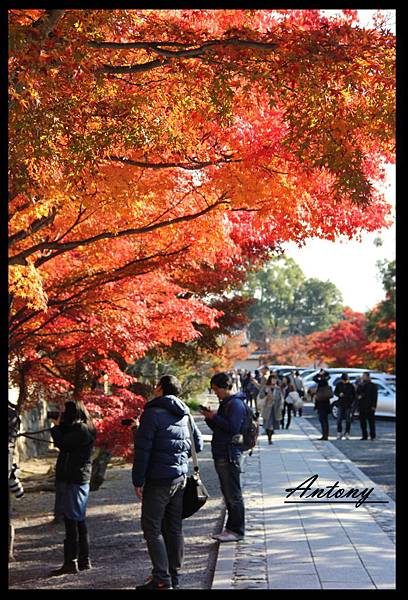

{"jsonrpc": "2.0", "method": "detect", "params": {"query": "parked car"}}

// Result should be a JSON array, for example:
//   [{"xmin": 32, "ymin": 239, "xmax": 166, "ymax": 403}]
[
  {"xmin": 267, "ymin": 365, "xmax": 300, "ymax": 379},
  {"xmin": 298, "ymin": 368, "xmax": 319, "ymax": 380}
]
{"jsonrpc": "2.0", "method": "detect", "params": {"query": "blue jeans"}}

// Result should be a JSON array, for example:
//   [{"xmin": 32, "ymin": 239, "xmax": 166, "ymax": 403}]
[
  {"xmin": 214, "ymin": 457, "xmax": 245, "ymax": 537},
  {"xmin": 337, "ymin": 406, "xmax": 352, "ymax": 434},
  {"xmin": 141, "ymin": 478, "xmax": 186, "ymax": 585}
]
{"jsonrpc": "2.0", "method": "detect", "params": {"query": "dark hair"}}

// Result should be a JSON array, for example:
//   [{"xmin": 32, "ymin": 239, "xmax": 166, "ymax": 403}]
[
  {"xmin": 210, "ymin": 372, "xmax": 233, "ymax": 390},
  {"xmin": 159, "ymin": 375, "xmax": 182, "ymax": 397},
  {"xmin": 63, "ymin": 400, "xmax": 96, "ymax": 433},
  {"xmin": 288, "ymin": 383, "xmax": 296, "ymax": 392},
  {"xmin": 341, "ymin": 372, "xmax": 349, "ymax": 381},
  {"xmin": 266, "ymin": 375, "xmax": 276, "ymax": 386}
]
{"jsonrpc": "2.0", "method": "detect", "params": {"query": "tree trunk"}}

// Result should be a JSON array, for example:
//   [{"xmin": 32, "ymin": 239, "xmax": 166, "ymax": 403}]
[{"xmin": 90, "ymin": 446, "xmax": 112, "ymax": 491}]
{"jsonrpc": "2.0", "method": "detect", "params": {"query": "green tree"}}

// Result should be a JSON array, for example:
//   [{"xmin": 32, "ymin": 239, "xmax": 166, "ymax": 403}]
[
  {"xmin": 244, "ymin": 256, "xmax": 344, "ymax": 341},
  {"xmin": 366, "ymin": 258, "xmax": 395, "ymax": 341}
]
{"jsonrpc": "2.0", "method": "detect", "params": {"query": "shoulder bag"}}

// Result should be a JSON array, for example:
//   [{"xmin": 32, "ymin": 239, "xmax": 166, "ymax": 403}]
[{"xmin": 182, "ymin": 415, "xmax": 209, "ymax": 519}]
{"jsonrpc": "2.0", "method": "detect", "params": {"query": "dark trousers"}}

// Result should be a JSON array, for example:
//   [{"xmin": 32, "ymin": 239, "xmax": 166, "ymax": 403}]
[
  {"xmin": 64, "ymin": 516, "xmax": 88, "ymax": 542},
  {"xmin": 64, "ymin": 516, "xmax": 89, "ymax": 563},
  {"xmin": 245, "ymin": 393, "xmax": 255, "ymax": 408},
  {"xmin": 141, "ymin": 479, "xmax": 186, "ymax": 585},
  {"xmin": 359, "ymin": 410, "xmax": 376, "ymax": 439},
  {"xmin": 214, "ymin": 458, "xmax": 245, "ymax": 537},
  {"xmin": 337, "ymin": 406, "xmax": 353, "ymax": 434},
  {"xmin": 317, "ymin": 407, "xmax": 330, "ymax": 439},
  {"xmin": 281, "ymin": 402, "xmax": 294, "ymax": 429}
]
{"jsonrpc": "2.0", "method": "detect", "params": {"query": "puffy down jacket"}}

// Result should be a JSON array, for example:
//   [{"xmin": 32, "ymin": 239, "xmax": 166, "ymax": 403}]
[{"xmin": 132, "ymin": 395, "xmax": 204, "ymax": 487}]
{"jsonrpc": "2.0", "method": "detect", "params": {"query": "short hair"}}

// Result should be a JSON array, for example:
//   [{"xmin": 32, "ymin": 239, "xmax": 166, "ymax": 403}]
[
  {"xmin": 341, "ymin": 372, "xmax": 349, "ymax": 380},
  {"xmin": 363, "ymin": 371, "xmax": 371, "ymax": 378},
  {"xmin": 159, "ymin": 375, "xmax": 182, "ymax": 397},
  {"xmin": 210, "ymin": 372, "xmax": 233, "ymax": 390}
]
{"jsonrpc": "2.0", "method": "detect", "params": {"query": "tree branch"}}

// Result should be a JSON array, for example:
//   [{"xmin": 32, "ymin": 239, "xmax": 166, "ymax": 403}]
[
  {"xmin": 32, "ymin": 10, "xmax": 65, "ymax": 38},
  {"xmin": 96, "ymin": 37, "xmax": 278, "ymax": 75},
  {"xmin": 9, "ymin": 207, "xmax": 57, "ymax": 246},
  {"xmin": 9, "ymin": 198, "xmax": 230, "ymax": 267},
  {"xmin": 106, "ymin": 155, "xmax": 240, "ymax": 170}
]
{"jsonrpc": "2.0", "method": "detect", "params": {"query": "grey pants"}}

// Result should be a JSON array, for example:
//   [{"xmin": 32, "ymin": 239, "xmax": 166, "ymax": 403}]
[{"xmin": 141, "ymin": 478, "xmax": 186, "ymax": 585}]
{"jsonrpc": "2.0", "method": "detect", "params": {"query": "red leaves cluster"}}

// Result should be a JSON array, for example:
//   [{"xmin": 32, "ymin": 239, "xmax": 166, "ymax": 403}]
[{"xmin": 306, "ymin": 308, "xmax": 395, "ymax": 373}]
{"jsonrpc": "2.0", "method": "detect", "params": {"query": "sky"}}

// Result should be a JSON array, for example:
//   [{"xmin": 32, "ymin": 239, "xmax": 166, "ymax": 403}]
[
  {"xmin": 283, "ymin": 166, "xmax": 395, "ymax": 314},
  {"xmin": 283, "ymin": 10, "xmax": 396, "ymax": 314}
]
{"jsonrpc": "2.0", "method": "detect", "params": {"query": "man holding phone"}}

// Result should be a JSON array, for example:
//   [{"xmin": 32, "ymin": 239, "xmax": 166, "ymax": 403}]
[{"xmin": 201, "ymin": 372, "xmax": 247, "ymax": 543}]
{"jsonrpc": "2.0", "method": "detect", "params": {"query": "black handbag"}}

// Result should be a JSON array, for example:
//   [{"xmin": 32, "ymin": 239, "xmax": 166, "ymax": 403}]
[{"xmin": 182, "ymin": 416, "xmax": 209, "ymax": 519}]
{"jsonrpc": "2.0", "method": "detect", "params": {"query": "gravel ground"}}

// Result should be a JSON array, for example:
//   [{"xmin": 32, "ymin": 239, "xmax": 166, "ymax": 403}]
[{"xmin": 9, "ymin": 411, "xmax": 225, "ymax": 590}]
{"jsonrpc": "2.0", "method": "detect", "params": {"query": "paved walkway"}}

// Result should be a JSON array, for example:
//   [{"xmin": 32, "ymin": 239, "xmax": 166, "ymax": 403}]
[{"xmin": 212, "ymin": 416, "xmax": 395, "ymax": 590}]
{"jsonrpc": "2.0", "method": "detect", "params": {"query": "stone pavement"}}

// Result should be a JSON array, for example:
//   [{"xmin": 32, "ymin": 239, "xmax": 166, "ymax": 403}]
[{"xmin": 212, "ymin": 416, "xmax": 396, "ymax": 590}]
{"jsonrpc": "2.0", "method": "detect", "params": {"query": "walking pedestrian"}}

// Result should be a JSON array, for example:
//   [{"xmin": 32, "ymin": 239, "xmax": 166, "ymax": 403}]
[
  {"xmin": 49, "ymin": 400, "xmax": 97, "ymax": 576},
  {"xmin": 242, "ymin": 371, "xmax": 258, "ymax": 409},
  {"xmin": 262, "ymin": 375, "xmax": 283, "ymax": 444},
  {"xmin": 132, "ymin": 375, "xmax": 204, "ymax": 590},
  {"xmin": 293, "ymin": 370, "xmax": 306, "ymax": 416},
  {"xmin": 200, "ymin": 372, "xmax": 247, "ymax": 543},
  {"xmin": 255, "ymin": 366, "xmax": 270, "ymax": 413},
  {"xmin": 279, "ymin": 375, "xmax": 291, "ymax": 428},
  {"xmin": 282, "ymin": 383, "xmax": 299, "ymax": 429},
  {"xmin": 313, "ymin": 369, "xmax": 333, "ymax": 440},
  {"xmin": 356, "ymin": 372, "xmax": 378, "ymax": 440},
  {"xmin": 334, "ymin": 373, "xmax": 356, "ymax": 439}
]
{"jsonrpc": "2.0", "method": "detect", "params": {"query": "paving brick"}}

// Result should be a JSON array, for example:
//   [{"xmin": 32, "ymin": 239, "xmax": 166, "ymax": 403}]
[{"xmin": 211, "ymin": 418, "xmax": 395, "ymax": 591}]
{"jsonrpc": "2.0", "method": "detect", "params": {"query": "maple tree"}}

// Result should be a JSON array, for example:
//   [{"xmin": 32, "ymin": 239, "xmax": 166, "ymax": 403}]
[
  {"xmin": 306, "ymin": 305, "xmax": 395, "ymax": 373},
  {"xmin": 8, "ymin": 10, "xmax": 395, "ymax": 454},
  {"xmin": 261, "ymin": 334, "xmax": 315, "ymax": 367},
  {"xmin": 306, "ymin": 308, "xmax": 369, "ymax": 367}
]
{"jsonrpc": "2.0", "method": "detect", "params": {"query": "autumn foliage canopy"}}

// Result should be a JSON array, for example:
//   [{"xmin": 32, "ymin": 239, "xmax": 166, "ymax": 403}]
[{"xmin": 8, "ymin": 9, "xmax": 395, "ymax": 452}]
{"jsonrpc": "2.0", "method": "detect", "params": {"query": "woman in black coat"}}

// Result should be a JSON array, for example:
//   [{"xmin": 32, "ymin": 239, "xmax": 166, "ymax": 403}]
[
  {"xmin": 50, "ymin": 400, "xmax": 96, "ymax": 575},
  {"xmin": 312, "ymin": 370, "xmax": 333, "ymax": 440}
]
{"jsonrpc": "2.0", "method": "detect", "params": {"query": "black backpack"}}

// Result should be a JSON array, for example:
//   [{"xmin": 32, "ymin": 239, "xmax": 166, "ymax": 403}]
[{"xmin": 240, "ymin": 402, "xmax": 260, "ymax": 454}]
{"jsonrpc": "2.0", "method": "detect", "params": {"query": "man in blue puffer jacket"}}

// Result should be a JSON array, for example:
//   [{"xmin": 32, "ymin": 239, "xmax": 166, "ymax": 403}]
[{"xmin": 132, "ymin": 374, "xmax": 203, "ymax": 590}]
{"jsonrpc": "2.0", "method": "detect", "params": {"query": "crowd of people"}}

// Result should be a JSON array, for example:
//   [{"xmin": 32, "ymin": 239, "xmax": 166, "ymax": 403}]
[
  {"xmin": 39, "ymin": 367, "xmax": 378, "ymax": 589},
  {"xmin": 227, "ymin": 366, "xmax": 378, "ymax": 443},
  {"xmin": 228, "ymin": 366, "xmax": 305, "ymax": 444}
]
